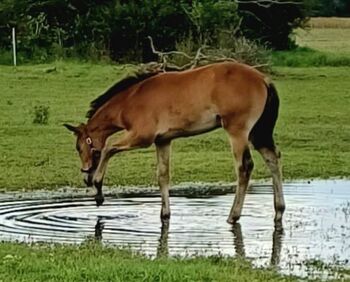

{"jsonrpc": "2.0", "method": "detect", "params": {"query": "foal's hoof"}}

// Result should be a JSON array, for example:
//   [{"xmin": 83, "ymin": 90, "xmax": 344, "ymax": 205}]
[
  {"xmin": 227, "ymin": 216, "xmax": 239, "ymax": 225},
  {"xmin": 95, "ymin": 195, "xmax": 105, "ymax": 207}
]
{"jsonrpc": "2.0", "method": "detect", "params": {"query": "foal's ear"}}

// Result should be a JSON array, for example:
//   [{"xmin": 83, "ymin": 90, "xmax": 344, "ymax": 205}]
[{"xmin": 63, "ymin": 123, "xmax": 80, "ymax": 135}]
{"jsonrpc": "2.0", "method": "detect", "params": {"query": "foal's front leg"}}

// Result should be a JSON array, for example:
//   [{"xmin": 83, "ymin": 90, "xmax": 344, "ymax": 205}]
[
  {"xmin": 93, "ymin": 131, "xmax": 153, "ymax": 206},
  {"xmin": 156, "ymin": 141, "xmax": 171, "ymax": 220},
  {"xmin": 91, "ymin": 144, "xmax": 115, "ymax": 206},
  {"xmin": 93, "ymin": 146, "xmax": 112, "ymax": 206}
]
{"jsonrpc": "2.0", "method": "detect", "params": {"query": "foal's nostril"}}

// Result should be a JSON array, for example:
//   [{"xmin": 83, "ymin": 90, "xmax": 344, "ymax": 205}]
[{"xmin": 95, "ymin": 195, "xmax": 105, "ymax": 207}]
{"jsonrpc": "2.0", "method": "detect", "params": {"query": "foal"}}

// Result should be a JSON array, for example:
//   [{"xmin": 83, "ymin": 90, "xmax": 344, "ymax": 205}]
[{"xmin": 65, "ymin": 62, "xmax": 285, "ymax": 225}]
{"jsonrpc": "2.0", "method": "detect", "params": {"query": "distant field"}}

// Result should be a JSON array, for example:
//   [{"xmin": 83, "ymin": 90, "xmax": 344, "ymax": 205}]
[
  {"xmin": 307, "ymin": 17, "xmax": 350, "ymax": 28},
  {"xmin": 272, "ymin": 17, "xmax": 350, "ymax": 67},
  {"xmin": 296, "ymin": 28, "xmax": 350, "ymax": 53},
  {"xmin": 296, "ymin": 17, "xmax": 350, "ymax": 54}
]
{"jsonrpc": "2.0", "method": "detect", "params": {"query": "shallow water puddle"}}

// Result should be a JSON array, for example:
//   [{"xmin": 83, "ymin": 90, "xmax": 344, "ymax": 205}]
[{"xmin": 0, "ymin": 180, "xmax": 349, "ymax": 277}]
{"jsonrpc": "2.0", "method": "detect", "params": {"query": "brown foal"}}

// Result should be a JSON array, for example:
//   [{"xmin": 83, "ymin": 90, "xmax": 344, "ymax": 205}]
[{"xmin": 65, "ymin": 62, "xmax": 285, "ymax": 225}]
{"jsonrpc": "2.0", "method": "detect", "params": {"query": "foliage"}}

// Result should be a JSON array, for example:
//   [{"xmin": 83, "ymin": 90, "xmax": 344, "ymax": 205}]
[
  {"xmin": 0, "ymin": 0, "xmax": 312, "ymax": 62},
  {"xmin": 238, "ymin": 0, "xmax": 309, "ymax": 50},
  {"xmin": 308, "ymin": 0, "xmax": 350, "ymax": 17},
  {"xmin": 213, "ymin": 34, "xmax": 270, "ymax": 67},
  {"xmin": 110, "ymin": 0, "xmax": 193, "ymax": 61},
  {"xmin": 173, "ymin": 33, "xmax": 270, "ymax": 69},
  {"xmin": 183, "ymin": 0, "xmax": 239, "ymax": 44}
]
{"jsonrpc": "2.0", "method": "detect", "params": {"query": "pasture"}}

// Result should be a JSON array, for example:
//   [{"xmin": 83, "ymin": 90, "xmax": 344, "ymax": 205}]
[
  {"xmin": 298, "ymin": 17, "xmax": 350, "ymax": 53},
  {"xmin": 0, "ymin": 243, "xmax": 299, "ymax": 282},
  {"xmin": 273, "ymin": 18, "xmax": 350, "ymax": 67},
  {"xmin": 0, "ymin": 63, "xmax": 349, "ymax": 190}
]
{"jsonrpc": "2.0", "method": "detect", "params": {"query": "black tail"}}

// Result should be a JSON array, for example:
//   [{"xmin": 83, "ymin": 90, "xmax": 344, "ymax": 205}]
[{"xmin": 249, "ymin": 82, "xmax": 280, "ymax": 150}]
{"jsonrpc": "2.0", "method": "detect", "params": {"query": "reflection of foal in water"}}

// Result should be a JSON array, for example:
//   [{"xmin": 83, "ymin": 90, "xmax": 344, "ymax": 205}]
[{"xmin": 65, "ymin": 62, "xmax": 285, "ymax": 225}]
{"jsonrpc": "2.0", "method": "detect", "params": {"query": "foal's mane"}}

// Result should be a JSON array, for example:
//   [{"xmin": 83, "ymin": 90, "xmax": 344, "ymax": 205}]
[{"xmin": 86, "ymin": 71, "xmax": 159, "ymax": 119}]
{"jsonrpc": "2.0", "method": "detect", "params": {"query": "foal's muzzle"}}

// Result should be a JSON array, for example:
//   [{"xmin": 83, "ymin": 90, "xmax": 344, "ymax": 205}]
[
  {"xmin": 81, "ymin": 167, "xmax": 94, "ymax": 174},
  {"xmin": 81, "ymin": 167, "xmax": 95, "ymax": 187},
  {"xmin": 81, "ymin": 151, "xmax": 101, "ymax": 187}
]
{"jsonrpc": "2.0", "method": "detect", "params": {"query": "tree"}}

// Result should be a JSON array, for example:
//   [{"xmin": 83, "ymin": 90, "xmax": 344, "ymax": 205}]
[
  {"xmin": 0, "ymin": 0, "xmax": 312, "ymax": 62},
  {"xmin": 238, "ymin": 0, "xmax": 308, "ymax": 50},
  {"xmin": 310, "ymin": 0, "xmax": 350, "ymax": 16}
]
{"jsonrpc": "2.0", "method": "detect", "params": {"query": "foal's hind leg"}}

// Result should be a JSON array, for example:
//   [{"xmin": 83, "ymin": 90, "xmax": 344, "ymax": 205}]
[
  {"xmin": 155, "ymin": 141, "xmax": 171, "ymax": 221},
  {"xmin": 225, "ymin": 128, "xmax": 254, "ymax": 224},
  {"xmin": 258, "ymin": 146, "xmax": 285, "ymax": 226}
]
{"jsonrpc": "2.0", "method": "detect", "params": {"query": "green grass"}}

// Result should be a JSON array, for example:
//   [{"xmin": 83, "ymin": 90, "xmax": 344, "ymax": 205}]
[
  {"xmin": 0, "ymin": 242, "xmax": 296, "ymax": 282},
  {"xmin": 273, "ymin": 27, "xmax": 350, "ymax": 67},
  {"xmin": 271, "ymin": 47, "xmax": 350, "ymax": 67},
  {"xmin": 0, "ymin": 62, "xmax": 349, "ymax": 190}
]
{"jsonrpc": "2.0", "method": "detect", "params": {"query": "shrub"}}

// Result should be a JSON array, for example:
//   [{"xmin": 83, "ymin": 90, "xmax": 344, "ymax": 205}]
[
  {"xmin": 32, "ymin": 105, "xmax": 49, "ymax": 125},
  {"xmin": 170, "ymin": 32, "xmax": 270, "ymax": 71}
]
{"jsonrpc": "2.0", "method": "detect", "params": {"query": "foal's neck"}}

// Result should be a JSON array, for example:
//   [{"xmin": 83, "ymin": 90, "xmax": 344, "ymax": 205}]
[{"xmin": 86, "ymin": 110, "xmax": 121, "ymax": 150}]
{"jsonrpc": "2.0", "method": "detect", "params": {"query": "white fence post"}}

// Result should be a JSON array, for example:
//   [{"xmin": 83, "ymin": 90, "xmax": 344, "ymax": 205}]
[{"xmin": 12, "ymin": 27, "xmax": 17, "ymax": 66}]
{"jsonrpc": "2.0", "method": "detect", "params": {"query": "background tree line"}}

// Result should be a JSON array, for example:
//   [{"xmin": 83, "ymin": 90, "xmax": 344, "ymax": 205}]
[
  {"xmin": 0, "ymin": 0, "xmax": 348, "ymax": 63},
  {"xmin": 309, "ymin": 0, "xmax": 350, "ymax": 16}
]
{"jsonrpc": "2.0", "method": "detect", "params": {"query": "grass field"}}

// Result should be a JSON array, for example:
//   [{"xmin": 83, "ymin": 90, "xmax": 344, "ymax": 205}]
[
  {"xmin": 0, "ymin": 242, "xmax": 300, "ymax": 282},
  {"xmin": 307, "ymin": 17, "xmax": 350, "ymax": 28},
  {"xmin": 299, "ymin": 17, "xmax": 350, "ymax": 53},
  {"xmin": 296, "ymin": 28, "xmax": 350, "ymax": 54},
  {"xmin": 273, "ymin": 17, "xmax": 350, "ymax": 67},
  {"xmin": 0, "ymin": 62, "xmax": 349, "ymax": 190}
]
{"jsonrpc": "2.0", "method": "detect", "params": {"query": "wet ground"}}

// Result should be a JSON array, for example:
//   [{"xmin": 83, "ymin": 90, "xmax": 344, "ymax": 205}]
[{"xmin": 0, "ymin": 180, "xmax": 349, "ymax": 278}]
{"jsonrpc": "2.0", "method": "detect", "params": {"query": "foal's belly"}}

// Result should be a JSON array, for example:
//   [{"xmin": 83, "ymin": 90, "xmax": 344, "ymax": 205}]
[{"xmin": 156, "ymin": 112, "xmax": 221, "ymax": 141}]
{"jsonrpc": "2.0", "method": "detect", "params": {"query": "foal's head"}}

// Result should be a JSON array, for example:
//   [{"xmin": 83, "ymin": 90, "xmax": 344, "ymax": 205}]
[{"xmin": 64, "ymin": 123, "xmax": 101, "ymax": 187}]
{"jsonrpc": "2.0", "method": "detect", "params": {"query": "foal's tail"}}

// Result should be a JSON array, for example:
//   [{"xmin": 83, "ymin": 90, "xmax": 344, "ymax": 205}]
[{"xmin": 249, "ymin": 81, "xmax": 280, "ymax": 150}]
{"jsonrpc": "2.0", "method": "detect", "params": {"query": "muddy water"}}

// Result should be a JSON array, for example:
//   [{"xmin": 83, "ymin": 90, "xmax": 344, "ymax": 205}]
[{"xmin": 0, "ymin": 180, "xmax": 349, "ymax": 277}]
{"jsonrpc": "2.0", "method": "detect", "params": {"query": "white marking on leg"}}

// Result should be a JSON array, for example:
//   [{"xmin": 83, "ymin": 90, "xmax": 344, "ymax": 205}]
[{"xmin": 258, "ymin": 147, "xmax": 285, "ymax": 223}]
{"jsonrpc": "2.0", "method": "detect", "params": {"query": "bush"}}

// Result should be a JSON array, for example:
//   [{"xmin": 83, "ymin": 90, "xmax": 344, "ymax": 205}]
[
  {"xmin": 169, "ymin": 32, "xmax": 270, "ymax": 71},
  {"xmin": 32, "ymin": 105, "xmax": 49, "ymax": 125}
]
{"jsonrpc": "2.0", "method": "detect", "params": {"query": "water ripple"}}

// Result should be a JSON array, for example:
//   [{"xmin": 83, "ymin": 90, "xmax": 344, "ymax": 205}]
[{"xmin": 0, "ymin": 180, "xmax": 349, "ymax": 277}]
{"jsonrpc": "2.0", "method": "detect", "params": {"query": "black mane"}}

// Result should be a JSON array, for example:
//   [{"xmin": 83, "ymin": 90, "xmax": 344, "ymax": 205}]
[{"xmin": 86, "ymin": 71, "xmax": 159, "ymax": 119}]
